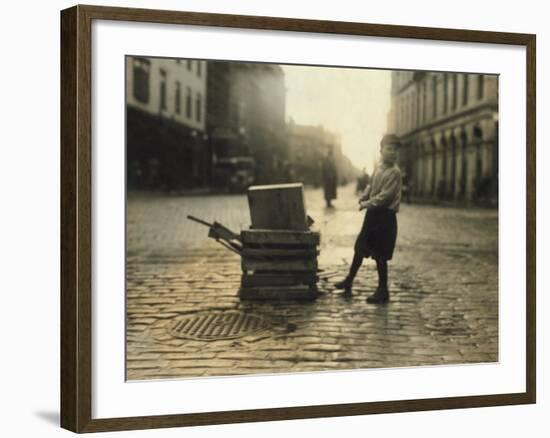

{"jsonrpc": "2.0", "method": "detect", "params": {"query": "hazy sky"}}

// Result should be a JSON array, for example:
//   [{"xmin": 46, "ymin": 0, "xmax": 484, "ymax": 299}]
[{"xmin": 282, "ymin": 65, "xmax": 391, "ymax": 173}]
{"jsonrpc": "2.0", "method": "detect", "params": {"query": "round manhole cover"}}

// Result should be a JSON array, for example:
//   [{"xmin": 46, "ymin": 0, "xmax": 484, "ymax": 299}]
[{"xmin": 168, "ymin": 311, "xmax": 270, "ymax": 341}]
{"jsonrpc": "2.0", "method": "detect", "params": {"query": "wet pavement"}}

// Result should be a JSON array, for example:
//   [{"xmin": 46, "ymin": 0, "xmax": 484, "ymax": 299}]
[{"xmin": 126, "ymin": 185, "xmax": 498, "ymax": 380}]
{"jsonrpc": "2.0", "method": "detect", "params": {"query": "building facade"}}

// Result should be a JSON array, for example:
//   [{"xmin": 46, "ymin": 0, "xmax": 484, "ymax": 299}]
[
  {"xmin": 287, "ymin": 121, "xmax": 357, "ymax": 187},
  {"xmin": 207, "ymin": 61, "xmax": 287, "ymax": 184},
  {"xmin": 387, "ymin": 71, "xmax": 498, "ymax": 204},
  {"xmin": 126, "ymin": 57, "xmax": 208, "ymax": 190}
]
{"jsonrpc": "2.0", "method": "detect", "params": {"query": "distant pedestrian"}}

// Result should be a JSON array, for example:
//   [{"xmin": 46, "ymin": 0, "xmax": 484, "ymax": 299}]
[
  {"xmin": 334, "ymin": 134, "xmax": 402, "ymax": 304},
  {"xmin": 321, "ymin": 147, "xmax": 338, "ymax": 208}
]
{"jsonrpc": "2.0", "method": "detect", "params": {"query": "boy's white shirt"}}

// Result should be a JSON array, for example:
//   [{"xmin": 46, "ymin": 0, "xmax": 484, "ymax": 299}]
[{"xmin": 359, "ymin": 160, "xmax": 401, "ymax": 211}]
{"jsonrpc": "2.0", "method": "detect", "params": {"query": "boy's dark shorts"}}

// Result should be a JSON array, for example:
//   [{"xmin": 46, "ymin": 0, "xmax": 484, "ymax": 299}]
[{"xmin": 354, "ymin": 207, "xmax": 397, "ymax": 261}]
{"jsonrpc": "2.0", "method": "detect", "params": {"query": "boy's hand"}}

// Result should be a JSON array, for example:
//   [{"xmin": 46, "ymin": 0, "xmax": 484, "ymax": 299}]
[
  {"xmin": 359, "ymin": 185, "xmax": 372, "ymax": 210},
  {"xmin": 359, "ymin": 185, "xmax": 371, "ymax": 202}
]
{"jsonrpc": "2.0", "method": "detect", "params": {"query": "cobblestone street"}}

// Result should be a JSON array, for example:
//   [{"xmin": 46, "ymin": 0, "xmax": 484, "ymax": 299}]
[{"xmin": 126, "ymin": 185, "xmax": 498, "ymax": 380}]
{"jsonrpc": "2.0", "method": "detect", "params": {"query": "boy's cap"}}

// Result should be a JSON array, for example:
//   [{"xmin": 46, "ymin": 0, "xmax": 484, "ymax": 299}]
[{"xmin": 381, "ymin": 134, "xmax": 402, "ymax": 148}]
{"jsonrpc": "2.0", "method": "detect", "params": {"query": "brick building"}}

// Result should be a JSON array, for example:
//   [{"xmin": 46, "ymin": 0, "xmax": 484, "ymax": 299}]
[
  {"xmin": 126, "ymin": 57, "xmax": 208, "ymax": 190},
  {"xmin": 387, "ymin": 71, "xmax": 498, "ymax": 204}
]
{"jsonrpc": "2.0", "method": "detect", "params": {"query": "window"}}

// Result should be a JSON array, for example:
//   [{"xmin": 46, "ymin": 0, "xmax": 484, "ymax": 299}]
[
  {"xmin": 400, "ymin": 97, "xmax": 405, "ymax": 131},
  {"xmin": 397, "ymin": 98, "xmax": 401, "ymax": 132},
  {"xmin": 197, "ymin": 62, "xmax": 202, "ymax": 78},
  {"xmin": 175, "ymin": 81, "xmax": 181, "ymax": 114},
  {"xmin": 462, "ymin": 74, "xmax": 469, "ymax": 106},
  {"xmin": 396, "ymin": 98, "xmax": 401, "ymax": 132},
  {"xmin": 132, "ymin": 57, "xmax": 150, "ymax": 103},
  {"xmin": 477, "ymin": 74, "xmax": 485, "ymax": 100},
  {"xmin": 159, "ymin": 69, "xmax": 167, "ymax": 111},
  {"xmin": 416, "ymin": 86, "xmax": 420, "ymax": 126},
  {"xmin": 187, "ymin": 60, "xmax": 193, "ymax": 71},
  {"xmin": 405, "ymin": 99, "xmax": 408, "ymax": 129},
  {"xmin": 422, "ymin": 81, "xmax": 427, "ymax": 123},
  {"xmin": 406, "ymin": 95, "xmax": 410, "ymax": 131},
  {"xmin": 443, "ymin": 74, "xmax": 448, "ymax": 115},
  {"xmin": 452, "ymin": 74, "xmax": 458, "ymax": 110},
  {"xmin": 408, "ymin": 94, "xmax": 413, "ymax": 131},
  {"xmin": 186, "ymin": 86, "xmax": 192, "ymax": 118},
  {"xmin": 410, "ymin": 93, "xmax": 415, "ymax": 129},
  {"xmin": 432, "ymin": 75, "xmax": 438, "ymax": 119},
  {"xmin": 195, "ymin": 92, "xmax": 202, "ymax": 122}
]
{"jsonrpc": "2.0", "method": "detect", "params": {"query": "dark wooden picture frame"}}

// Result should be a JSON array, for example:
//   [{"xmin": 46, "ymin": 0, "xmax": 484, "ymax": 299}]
[{"xmin": 61, "ymin": 4, "xmax": 536, "ymax": 433}]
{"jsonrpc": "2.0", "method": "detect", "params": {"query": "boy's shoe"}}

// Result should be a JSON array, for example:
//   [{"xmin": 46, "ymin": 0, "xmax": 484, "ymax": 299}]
[
  {"xmin": 334, "ymin": 278, "xmax": 352, "ymax": 297},
  {"xmin": 334, "ymin": 278, "xmax": 352, "ymax": 289},
  {"xmin": 341, "ymin": 288, "xmax": 352, "ymax": 298},
  {"xmin": 366, "ymin": 288, "xmax": 389, "ymax": 304}
]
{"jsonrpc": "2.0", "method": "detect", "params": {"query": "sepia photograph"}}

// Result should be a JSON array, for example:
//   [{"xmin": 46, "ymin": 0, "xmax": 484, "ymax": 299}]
[{"xmin": 125, "ymin": 56, "xmax": 499, "ymax": 381}]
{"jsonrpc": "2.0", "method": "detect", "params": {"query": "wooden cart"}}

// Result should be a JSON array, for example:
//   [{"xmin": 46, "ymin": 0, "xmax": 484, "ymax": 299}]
[{"xmin": 188, "ymin": 183, "xmax": 320, "ymax": 301}]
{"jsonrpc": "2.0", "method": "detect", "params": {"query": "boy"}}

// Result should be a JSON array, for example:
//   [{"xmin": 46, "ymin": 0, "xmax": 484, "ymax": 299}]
[{"xmin": 335, "ymin": 134, "xmax": 402, "ymax": 304}]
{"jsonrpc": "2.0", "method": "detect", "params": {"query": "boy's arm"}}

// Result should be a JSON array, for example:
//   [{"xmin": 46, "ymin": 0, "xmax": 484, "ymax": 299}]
[
  {"xmin": 360, "ymin": 169, "xmax": 401, "ymax": 210},
  {"xmin": 359, "ymin": 184, "xmax": 371, "ymax": 202}
]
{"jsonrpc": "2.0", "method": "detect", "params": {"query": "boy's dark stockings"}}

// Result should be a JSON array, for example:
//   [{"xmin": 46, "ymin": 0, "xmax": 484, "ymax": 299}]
[
  {"xmin": 345, "ymin": 253, "xmax": 388, "ymax": 291},
  {"xmin": 347, "ymin": 252, "xmax": 363, "ymax": 281},
  {"xmin": 375, "ymin": 259, "xmax": 388, "ymax": 290}
]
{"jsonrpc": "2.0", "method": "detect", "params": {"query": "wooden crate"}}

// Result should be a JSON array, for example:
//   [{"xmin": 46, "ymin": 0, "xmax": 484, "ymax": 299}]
[
  {"xmin": 242, "ymin": 257, "xmax": 317, "ymax": 272},
  {"xmin": 241, "ymin": 247, "xmax": 318, "ymax": 258},
  {"xmin": 239, "ymin": 203, "xmax": 319, "ymax": 301},
  {"xmin": 241, "ymin": 229, "xmax": 320, "ymax": 246},
  {"xmin": 239, "ymin": 232, "xmax": 319, "ymax": 301},
  {"xmin": 247, "ymin": 183, "xmax": 308, "ymax": 231}
]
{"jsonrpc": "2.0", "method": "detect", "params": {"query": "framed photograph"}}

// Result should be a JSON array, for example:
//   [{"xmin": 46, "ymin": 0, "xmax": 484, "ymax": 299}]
[{"xmin": 60, "ymin": 4, "xmax": 536, "ymax": 433}]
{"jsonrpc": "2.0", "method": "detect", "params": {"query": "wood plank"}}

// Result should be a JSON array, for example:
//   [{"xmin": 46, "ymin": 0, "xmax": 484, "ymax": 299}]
[
  {"xmin": 247, "ymin": 183, "xmax": 308, "ymax": 230},
  {"xmin": 241, "ymin": 247, "xmax": 318, "ymax": 258},
  {"xmin": 241, "ymin": 272, "xmax": 318, "ymax": 287},
  {"xmin": 241, "ymin": 229, "xmax": 320, "ymax": 245},
  {"xmin": 239, "ymin": 285, "xmax": 319, "ymax": 301},
  {"xmin": 242, "ymin": 257, "xmax": 317, "ymax": 272}
]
